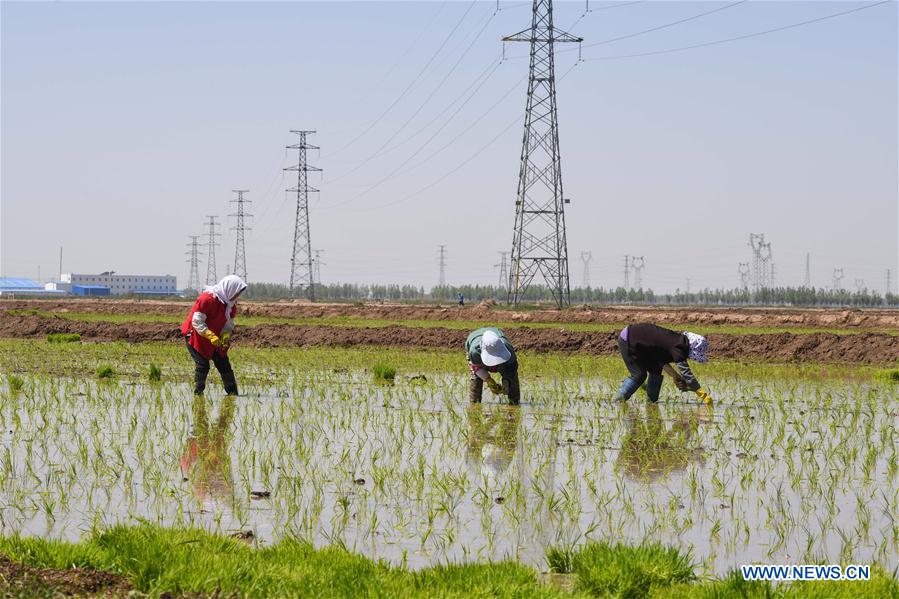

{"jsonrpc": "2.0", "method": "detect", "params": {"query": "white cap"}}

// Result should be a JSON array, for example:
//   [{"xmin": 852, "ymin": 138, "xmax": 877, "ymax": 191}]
[{"xmin": 481, "ymin": 330, "xmax": 512, "ymax": 367}]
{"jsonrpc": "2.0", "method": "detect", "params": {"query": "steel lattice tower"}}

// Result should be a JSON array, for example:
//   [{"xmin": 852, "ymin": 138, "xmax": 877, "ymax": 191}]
[
  {"xmin": 832, "ymin": 267, "xmax": 844, "ymax": 291},
  {"xmin": 630, "ymin": 256, "xmax": 645, "ymax": 290},
  {"xmin": 622, "ymin": 255, "xmax": 630, "ymax": 290},
  {"xmin": 230, "ymin": 190, "xmax": 252, "ymax": 282},
  {"xmin": 804, "ymin": 252, "xmax": 811, "ymax": 288},
  {"xmin": 580, "ymin": 251, "xmax": 592, "ymax": 288},
  {"xmin": 204, "ymin": 216, "xmax": 221, "ymax": 286},
  {"xmin": 495, "ymin": 252, "xmax": 509, "ymax": 288},
  {"xmin": 504, "ymin": 0, "xmax": 581, "ymax": 308},
  {"xmin": 286, "ymin": 130, "xmax": 320, "ymax": 300},
  {"xmin": 738, "ymin": 263, "xmax": 750, "ymax": 290},
  {"xmin": 437, "ymin": 245, "xmax": 447, "ymax": 287},
  {"xmin": 313, "ymin": 249, "xmax": 324, "ymax": 285},
  {"xmin": 186, "ymin": 235, "xmax": 203, "ymax": 292}
]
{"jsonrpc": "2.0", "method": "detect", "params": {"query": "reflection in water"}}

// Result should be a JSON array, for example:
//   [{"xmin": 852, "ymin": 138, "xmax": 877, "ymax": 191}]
[
  {"xmin": 616, "ymin": 403, "xmax": 710, "ymax": 483},
  {"xmin": 465, "ymin": 404, "xmax": 521, "ymax": 483},
  {"xmin": 180, "ymin": 395, "xmax": 236, "ymax": 512}
]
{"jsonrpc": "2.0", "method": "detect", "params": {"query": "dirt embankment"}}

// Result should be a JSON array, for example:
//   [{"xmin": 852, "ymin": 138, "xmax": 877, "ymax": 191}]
[
  {"xmin": 2, "ymin": 313, "xmax": 897, "ymax": 364},
  {"xmin": 2, "ymin": 298, "xmax": 898, "ymax": 329}
]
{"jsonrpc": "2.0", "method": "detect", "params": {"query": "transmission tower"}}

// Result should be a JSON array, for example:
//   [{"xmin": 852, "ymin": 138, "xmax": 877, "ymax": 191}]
[
  {"xmin": 854, "ymin": 278, "xmax": 865, "ymax": 293},
  {"xmin": 230, "ymin": 190, "xmax": 252, "ymax": 282},
  {"xmin": 748, "ymin": 234, "xmax": 765, "ymax": 291},
  {"xmin": 204, "ymin": 216, "xmax": 221, "ymax": 286},
  {"xmin": 185, "ymin": 235, "xmax": 203, "ymax": 292},
  {"xmin": 804, "ymin": 253, "xmax": 810, "ymax": 288},
  {"xmin": 630, "ymin": 256, "xmax": 645, "ymax": 290},
  {"xmin": 580, "ymin": 251, "xmax": 592, "ymax": 288},
  {"xmin": 832, "ymin": 267, "xmax": 844, "ymax": 291},
  {"xmin": 887, "ymin": 269, "xmax": 893, "ymax": 297},
  {"xmin": 313, "ymin": 249, "xmax": 325, "ymax": 285},
  {"xmin": 495, "ymin": 252, "xmax": 509, "ymax": 288},
  {"xmin": 286, "ymin": 130, "xmax": 321, "ymax": 300},
  {"xmin": 504, "ymin": 0, "xmax": 581, "ymax": 308},
  {"xmin": 622, "ymin": 255, "xmax": 630, "ymax": 290},
  {"xmin": 738, "ymin": 263, "xmax": 750, "ymax": 290},
  {"xmin": 437, "ymin": 245, "xmax": 447, "ymax": 287}
]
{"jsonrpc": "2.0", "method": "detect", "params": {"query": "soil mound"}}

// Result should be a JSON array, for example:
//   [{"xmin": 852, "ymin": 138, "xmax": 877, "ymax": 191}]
[{"xmin": 1, "ymin": 314, "xmax": 896, "ymax": 364}]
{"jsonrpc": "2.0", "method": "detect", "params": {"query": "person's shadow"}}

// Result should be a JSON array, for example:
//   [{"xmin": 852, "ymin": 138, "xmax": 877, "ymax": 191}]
[
  {"xmin": 616, "ymin": 403, "xmax": 710, "ymax": 483},
  {"xmin": 180, "ymin": 394, "xmax": 236, "ymax": 512},
  {"xmin": 465, "ymin": 404, "xmax": 522, "ymax": 483}
]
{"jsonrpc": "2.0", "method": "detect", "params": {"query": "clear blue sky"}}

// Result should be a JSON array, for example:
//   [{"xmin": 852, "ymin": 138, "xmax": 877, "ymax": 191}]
[{"xmin": 2, "ymin": 1, "xmax": 896, "ymax": 293}]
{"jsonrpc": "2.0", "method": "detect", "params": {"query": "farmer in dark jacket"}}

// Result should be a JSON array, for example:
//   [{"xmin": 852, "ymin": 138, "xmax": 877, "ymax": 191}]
[
  {"xmin": 615, "ymin": 323, "xmax": 713, "ymax": 405},
  {"xmin": 466, "ymin": 327, "xmax": 520, "ymax": 405}
]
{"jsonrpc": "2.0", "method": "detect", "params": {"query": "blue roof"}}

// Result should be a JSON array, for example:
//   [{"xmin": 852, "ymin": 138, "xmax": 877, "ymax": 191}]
[{"xmin": 0, "ymin": 278, "xmax": 42, "ymax": 289}]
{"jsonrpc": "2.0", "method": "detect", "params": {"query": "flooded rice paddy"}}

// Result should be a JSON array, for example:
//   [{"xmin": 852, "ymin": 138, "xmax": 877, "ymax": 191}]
[{"xmin": 2, "ymin": 370, "xmax": 896, "ymax": 575}]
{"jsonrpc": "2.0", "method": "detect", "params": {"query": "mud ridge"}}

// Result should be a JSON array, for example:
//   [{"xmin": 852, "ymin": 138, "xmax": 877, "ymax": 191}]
[{"xmin": 2, "ymin": 314, "xmax": 897, "ymax": 364}]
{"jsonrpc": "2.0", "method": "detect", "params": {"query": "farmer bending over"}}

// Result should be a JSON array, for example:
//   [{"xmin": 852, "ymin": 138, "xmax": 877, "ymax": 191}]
[
  {"xmin": 181, "ymin": 274, "xmax": 247, "ymax": 395},
  {"xmin": 615, "ymin": 323, "xmax": 713, "ymax": 405},
  {"xmin": 467, "ymin": 327, "xmax": 520, "ymax": 405}
]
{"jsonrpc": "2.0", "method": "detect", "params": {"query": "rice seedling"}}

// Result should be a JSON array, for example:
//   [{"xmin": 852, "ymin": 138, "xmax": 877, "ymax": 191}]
[
  {"xmin": 46, "ymin": 333, "xmax": 81, "ymax": 343},
  {"xmin": 147, "ymin": 363, "xmax": 162, "ymax": 382},
  {"xmin": 372, "ymin": 363, "xmax": 397, "ymax": 383},
  {"xmin": 0, "ymin": 337, "xmax": 896, "ymax": 591},
  {"xmin": 95, "ymin": 365, "xmax": 115, "ymax": 379}
]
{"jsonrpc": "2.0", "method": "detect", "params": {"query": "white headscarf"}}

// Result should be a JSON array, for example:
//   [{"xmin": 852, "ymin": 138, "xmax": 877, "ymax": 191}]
[
  {"xmin": 204, "ymin": 275, "xmax": 247, "ymax": 314},
  {"xmin": 684, "ymin": 332, "xmax": 708, "ymax": 363}
]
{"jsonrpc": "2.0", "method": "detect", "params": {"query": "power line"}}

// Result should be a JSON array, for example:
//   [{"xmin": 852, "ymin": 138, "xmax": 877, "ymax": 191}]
[
  {"xmin": 348, "ymin": 60, "xmax": 581, "ymax": 213},
  {"xmin": 583, "ymin": 1, "xmax": 890, "ymax": 61},
  {"xmin": 572, "ymin": 0, "xmax": 746, "ymax": 53},
  {"xmin": 324, "ymin": 0, "xmax": 480, "ymax": 160},
  {"xmin": 326, "ymin": 4, "xmax": 496, "ymax": 184}
]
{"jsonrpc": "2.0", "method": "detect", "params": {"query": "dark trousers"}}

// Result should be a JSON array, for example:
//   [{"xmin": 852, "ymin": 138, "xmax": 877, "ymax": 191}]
[
  {"xmin": 616, "ymin": 338, "xmax": 662, "ymax": 402},
  {"xmin": 469, "ymin": 368, "xmax": 521, "ymax": 405},
  {"xmin": 185, "ymin": 337, "xmax": 238, "ymax": 396}
]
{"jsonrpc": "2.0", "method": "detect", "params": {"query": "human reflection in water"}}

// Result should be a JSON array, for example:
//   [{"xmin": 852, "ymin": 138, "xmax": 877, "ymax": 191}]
[
  {"xmin": 465, "ymin": 404, "xmax": 522, "ymax": 484},
  {"xmin": 616, "ymin": 403, "xmax": 711, "ymax": 483},
  {"xmin": 180, "ymin": 394, "xmax": 236, "ymax": 512}
]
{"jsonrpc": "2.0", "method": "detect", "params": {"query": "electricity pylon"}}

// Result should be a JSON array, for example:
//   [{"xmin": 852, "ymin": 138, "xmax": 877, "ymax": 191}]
[
  {"xmin": 832, "ymin": 267, "xmax": 844, "ymax": 291},
  {"xmin": 230, "ymin": 190, "xmax": 251, "ymax": 282},
  {"xmin": 286, "ymin": 130, "xmax": 320, "ymax": 300},
  {"xmin": 204, "ymin": 216, "xmax": 221, "ymax": 286},
  {"xmin": 630, "ymin": 256, "xmax": 645, "ymax": 290},
  {"xmin": 186, "ymin": 235, "xmax": 203, "ymax": 292},
  {"xmin": 437, "ymin": 245, "xmax": 447, "ymax": 287},
  {"xmin": 580, "ymin": 251, "xmax": 592, "ymax": 288},
  {"xmin": 495, "ymin": 252, "xmax": 509, "ymax": 288},
  {"xmin": 738, "ymin": 263, "xmax": 750, "ymax": 290},
  {"xmin": 504, "ymin": 0, "xmax": 581, "ymax": 308}
]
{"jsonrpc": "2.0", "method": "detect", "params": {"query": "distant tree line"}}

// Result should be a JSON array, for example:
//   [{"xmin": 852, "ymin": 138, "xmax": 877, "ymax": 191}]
[{"xmin": 245, "ymin": 282, "xmax": 899, "ymax": 307}]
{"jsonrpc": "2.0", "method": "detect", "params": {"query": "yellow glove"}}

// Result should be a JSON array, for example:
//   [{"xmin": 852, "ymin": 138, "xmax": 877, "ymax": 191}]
[
  {"xmin": 221, "ymin": 332, "xmax": 232, "ymax": 345},
  {"xmin": 486, "ymin": 379, "xmax": 504, "ymax": 395},
  {"xmin": 695, "ymin": 387, "xmax": 714, "ymax": 406},
  {"xmin": 200, "ymin": 329, "xmax": 222, "ymax": 347}
]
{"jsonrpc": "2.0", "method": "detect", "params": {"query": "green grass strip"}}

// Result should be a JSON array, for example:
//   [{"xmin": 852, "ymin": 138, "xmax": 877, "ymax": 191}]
[{"xmin": 1, "ymin": 525, "xmax": 895, "ymax": 598}]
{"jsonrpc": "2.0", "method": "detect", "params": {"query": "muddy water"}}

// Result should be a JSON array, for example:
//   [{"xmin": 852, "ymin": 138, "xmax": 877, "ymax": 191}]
[{"xmin": 1, "ymin": 373, "xmax": 896, "ymax": 575}]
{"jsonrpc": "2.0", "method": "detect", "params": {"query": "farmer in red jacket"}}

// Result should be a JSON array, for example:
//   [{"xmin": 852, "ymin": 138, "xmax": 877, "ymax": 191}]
[{"xmin": 180, "ymin": 275, "xmax": 247, "ymax": 395}]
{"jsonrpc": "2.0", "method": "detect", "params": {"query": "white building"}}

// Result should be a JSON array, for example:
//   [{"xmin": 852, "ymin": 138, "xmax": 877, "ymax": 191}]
[{"xmin": 62, "ymin": 272, "xmax": 178, "ymax": 296}]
